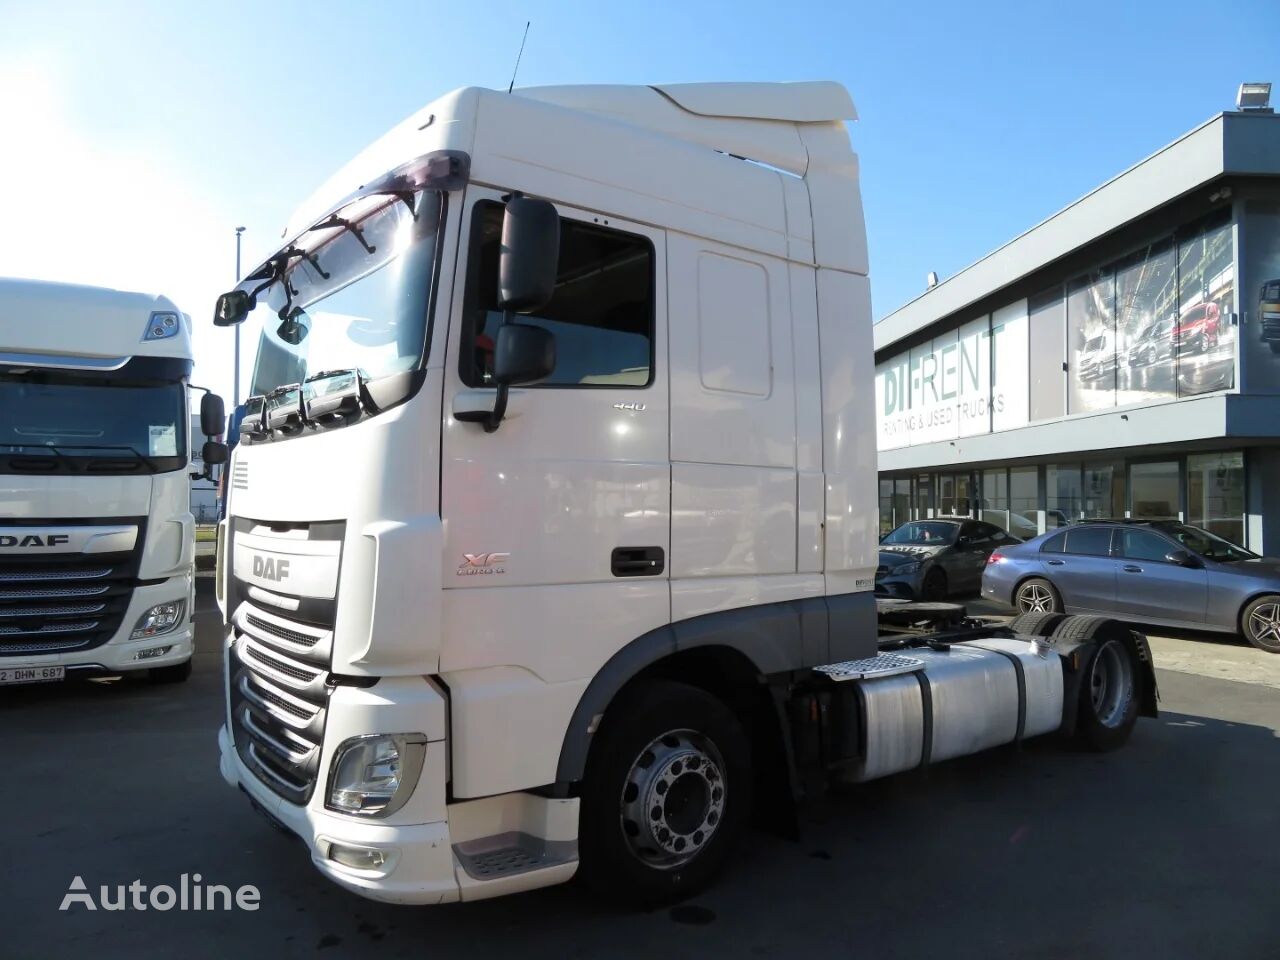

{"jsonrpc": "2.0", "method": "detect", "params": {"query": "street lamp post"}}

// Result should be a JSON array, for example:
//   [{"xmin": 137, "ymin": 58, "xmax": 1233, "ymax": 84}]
[{"xmin": 234, "ymin": 226, "xmax": 245, "ymax": 406}]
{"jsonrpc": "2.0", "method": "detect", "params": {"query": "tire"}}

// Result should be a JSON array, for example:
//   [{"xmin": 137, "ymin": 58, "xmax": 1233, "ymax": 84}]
[
  {"xmin": 578, "ymin": 680, "xmax": 751, "ymax": 906},
  {"xmin": 1014, "ymin": 577, "xmax": 1061, "ymax": 614},
  {"xmin": 1071, "ymin": 632, "xmax": 1140, "ymax": 751},
  {"xmin": 147, "ymin": 659, "xmax": 193, "ymax": 684},
  {"xmin": 920, "ymin": 568, "xmax": 948, "ymax": 601},
  {"xmin": 1241, "ymin": 594, "xmax": 1280, "ymax": 654},
  {"xmin": 1006, "ymin": 610, "xmax": 1067, "ymax": 637}
]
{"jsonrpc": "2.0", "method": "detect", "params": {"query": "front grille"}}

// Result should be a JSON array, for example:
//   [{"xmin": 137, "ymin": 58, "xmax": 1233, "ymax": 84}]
[
  {"xmin": 1262, "ymin": 317, "xmax": 1280, "ymax": 338},
  {"xmin": 229, "ymin": 600, "xmax": 334, "ymax": 805},
  {"xmin": 231, "ymin": 461, "xmax": 249, "ymax": 491},
  {"xmin": 0, "ymin": 524, "xmax": 143, "ymax": 657}
]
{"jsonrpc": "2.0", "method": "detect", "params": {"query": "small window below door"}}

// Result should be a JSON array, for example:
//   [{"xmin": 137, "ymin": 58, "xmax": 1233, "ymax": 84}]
[{"xmin": 460, "ymin": 201, "xmax": 654, "ymax": 388}]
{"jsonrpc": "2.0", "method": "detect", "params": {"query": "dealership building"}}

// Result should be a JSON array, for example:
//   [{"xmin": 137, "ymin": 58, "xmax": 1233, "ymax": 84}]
[{"xmin": 874, "ymin": 98, "xmax": 1280, "ymax": 552}]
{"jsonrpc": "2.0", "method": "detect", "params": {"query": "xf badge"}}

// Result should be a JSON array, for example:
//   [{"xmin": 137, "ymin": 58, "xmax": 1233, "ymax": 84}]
[{"xmin": 457, "ymin": 552, "xmax": 510, "ymax": 576}]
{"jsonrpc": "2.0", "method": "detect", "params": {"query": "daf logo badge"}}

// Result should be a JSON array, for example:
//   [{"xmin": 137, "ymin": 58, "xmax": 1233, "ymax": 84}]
[
  {"xmin": 0, "ymin": 534, "xmax": 70, "ymax": 548},
  {"xmin": 457, "ymin": 552, "xmax": 509, "ymax": 576},
  {"xmin": 252, "ymin": 554, "xmax": 290, "ymax": 581}
]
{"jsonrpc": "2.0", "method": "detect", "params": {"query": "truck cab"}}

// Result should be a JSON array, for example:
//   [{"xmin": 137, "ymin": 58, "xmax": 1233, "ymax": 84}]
[
  {"xmin": 213, "ymin": 82, "xmax": 1151, "ymax": 907},
  {"xmin": 0, "ymin": 278, "xmax": 224, "ymax": 685}
]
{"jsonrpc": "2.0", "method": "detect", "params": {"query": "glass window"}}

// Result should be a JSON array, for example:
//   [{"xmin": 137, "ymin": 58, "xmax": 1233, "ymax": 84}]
[
  {"xmin": 893, "ymin": 477, "xmax": 911, "ymax": 530},
  {"xmin": 938, "ymin": 473, "xmax": 972, "ymax": 517},
  {"xmin": 1115, "ymin": 240, "xmax": 1177, "ymax": 405},
  {"xmin": 913, "ymin": 474, "xmax": 933, "ymax": 519},
  {"xmin": 981, "ymin": 467, "xmax": 1009, "ymax": 532},
  {"xmin": 1119, "ymin": 528, "xmax": 1177, "ymax": 562},
  {"xmin": 1067, "ymin": 270, "xmax": 1116, "ymax": 413},
  {"xmin": 1187, "ymin": 451, "xmax": 1245, "ymax": 545},
  {"xmin": 1083, "ymin": 462, "xmax": 1125, "ymax": 519},
  {"xmin": 461, "ymin": 201, "xmax": 654, "ymax": 388},
  {"xmin": 1045, "ymin": 463, "xmax": 1081, "ymax": 528},
  {"xmin": 1009, "ymin": 466, "xmax": 1038, "ymax": 537},
  {"xmin": 1029, "ymin": 285, "xmax": 1066, "ymax": 421},
  {"xmin": 1176, "ymin": 209, "xmax": 1235, "ymax": 396},
  {"xmin": 1155, "ymin": 520, "xmax": 1255, "ymax": 562},
  {"xmin": 879, "ymin": 479, "xmax": 894, "ymax": 537},
  {"xmin": 1130, "ymin": 461, "xmax": 1180, "ymax": 519},
  {"xmin": 882, "ymin": 521, "xmax": 960, "ymax": 546},
  {"xmin": 1065, "ymin": 526, "xmax": 1114, "ymax": 557},
  {"xmin": 1041, "ymin": 531, "xmax": 1067, "ymax": 553}
]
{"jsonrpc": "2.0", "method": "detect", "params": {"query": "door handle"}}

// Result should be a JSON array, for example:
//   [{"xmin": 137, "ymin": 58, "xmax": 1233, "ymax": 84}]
[
  {"xmin": 1123, "ymin": 565, "xmax": 1143, "ymax": 573},
  {"xmin": 612, "ymin": 546, "xmax": 665, "ymax": 577},
  {"xmin": 1046, "ymin": 559, "xmax": 1065, "ymax": 566}
]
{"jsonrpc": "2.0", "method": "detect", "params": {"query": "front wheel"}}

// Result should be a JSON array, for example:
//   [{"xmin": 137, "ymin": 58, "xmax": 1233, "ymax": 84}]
[
  {"xmin": 1242, "ymin": 594, "xmax": 1280, "ymax": 654},
  {"xmin": 1014, "ymin": 577, "xmax": 1061, "ymax": 614},
  {"xmin": 920, "ymin": 568, "xmax": 949, "ymax": 601},
  {"xmin": 578, "ymin": 680, "xmax": 751, "ymax": 906}
]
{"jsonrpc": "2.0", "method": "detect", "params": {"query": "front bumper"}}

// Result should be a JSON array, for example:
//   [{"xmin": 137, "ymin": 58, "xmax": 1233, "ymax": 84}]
[
  {"xmin": 875, "ymin": 572, "xmax": 922, "ymax": 600},
  {"xmin": 1, "ymin": 577, "xmax": 194, "ymax": 674}
]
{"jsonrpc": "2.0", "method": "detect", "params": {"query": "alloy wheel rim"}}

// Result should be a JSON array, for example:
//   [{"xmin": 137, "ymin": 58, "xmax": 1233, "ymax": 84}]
[
  {"xmin": 1019, "ymin": 584, "xmax": 1053, "ymax": 613},
  {"xmin": 619, "ymin": 729, "xmax": 726, "ymax": 870},
  {"xmin": 1249, "ymin": 603, "xmax": 1280, "ymax": 647}
]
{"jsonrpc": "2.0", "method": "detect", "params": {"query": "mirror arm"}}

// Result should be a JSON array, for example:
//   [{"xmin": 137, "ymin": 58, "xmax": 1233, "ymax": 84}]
[{"xmin": 484, "ymin": 307, "xmax": 515, "ymax": 432}]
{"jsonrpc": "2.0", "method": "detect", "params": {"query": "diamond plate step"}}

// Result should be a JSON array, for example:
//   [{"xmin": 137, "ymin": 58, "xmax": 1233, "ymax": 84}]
[
  {"xmin": 453, "ymin": 831, "xmax": 577, "ymax": 881},
  {"xmin": 813, "ymin": 653, "xmax": 926, "ymax": 682}
]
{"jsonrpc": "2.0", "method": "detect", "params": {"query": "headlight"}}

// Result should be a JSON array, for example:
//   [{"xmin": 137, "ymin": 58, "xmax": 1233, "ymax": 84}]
[
  {"xmin": 130, "ymin": 600, "xmax": 186, "ymax": 639},
  {"xmin": 894, "ymin": 561, "xmax": 922, "ymax": 575},
  {"xmin": 326, "ymin": 733, "xmax": 427, "ymax": 818}
]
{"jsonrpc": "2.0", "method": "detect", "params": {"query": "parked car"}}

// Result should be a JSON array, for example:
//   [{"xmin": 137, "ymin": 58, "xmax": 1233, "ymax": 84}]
[
  {"xmin": 1126, "ymin": 316, "xmax": 1174, "ymax": 368},
  {"xmin": 878, "ymin": 518, "xmax": 1020, "ymax": 601},
  {"xmin": 982, "ymin": 519, "xmax": 1280, "ymax": 653},
  {"xmin": 1258, "ymin": 278, "xmax": 1280, "ymax": 354},
  {"xmin": 1171, "ymin": 301, "xmax": 1221, "ymax": 355}
]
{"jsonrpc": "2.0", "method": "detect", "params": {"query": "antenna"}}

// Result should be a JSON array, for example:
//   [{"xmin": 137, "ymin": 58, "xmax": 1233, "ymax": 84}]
[{"xmin": 507, "ymin": 21, "xmax": 531, "ymax": 94}]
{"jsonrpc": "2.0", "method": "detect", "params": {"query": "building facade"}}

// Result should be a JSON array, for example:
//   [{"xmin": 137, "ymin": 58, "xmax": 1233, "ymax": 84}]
[{"xmin": 875, "ymin": 109, "xmax": 1280, "ymax": 552}]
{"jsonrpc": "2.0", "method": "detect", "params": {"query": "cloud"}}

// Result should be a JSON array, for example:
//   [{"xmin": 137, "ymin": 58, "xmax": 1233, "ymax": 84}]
[{"xmin": 0, "ymin": 57, "xmax": 237, "ymax": 400}]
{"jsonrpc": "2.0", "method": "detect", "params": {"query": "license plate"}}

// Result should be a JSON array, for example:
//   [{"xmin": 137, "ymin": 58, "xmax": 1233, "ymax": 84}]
[{"xmin": 0, "ymin": 665, "xmax": 67, "ymax": 685}]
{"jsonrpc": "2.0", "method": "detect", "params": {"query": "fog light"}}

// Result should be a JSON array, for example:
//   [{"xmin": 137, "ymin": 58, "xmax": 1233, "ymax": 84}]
[
  {"xmin": 326, "ymin": 841, "xmax": 392, "ymax": 871},
  {"xmin": 326, "ymin": 733, "xmax": 427, "ymax": 818},
  {"xmin": 131, "ymin": 600, "xmax": 186, "ymax": 639},
  {"xmin": 132, "ymin": 645, "xmax": 173, "ymax": 661}
]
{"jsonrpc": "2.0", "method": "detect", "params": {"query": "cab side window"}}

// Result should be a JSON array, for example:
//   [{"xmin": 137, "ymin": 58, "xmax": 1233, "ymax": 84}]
[{"xmin": 460, "ymin": 201, "xmax": 654, "ymax": 388}]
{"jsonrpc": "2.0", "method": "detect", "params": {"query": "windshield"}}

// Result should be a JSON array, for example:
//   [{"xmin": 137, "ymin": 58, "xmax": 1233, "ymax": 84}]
[
  {"xmin": 0, "ymin": 376, "xmax": 186, "ymax": 472},
  {"xmin": 246, "ymin": 190, "xmax": 443, "ymax": 398},
  {"xmin": 882, "ymin": 521, "xmax": 960, "ymax": 546},
  {"xmin": 1154, "ymin": 522, "xmax": 1257, "ymax": 562},
  {"xmin": 1263, "ymin": 282, "xmax": 1280, "ymax": 301},
  {"xmin": 1083, "ymin": 335, "xmax": 1106, "ymax": 352}
]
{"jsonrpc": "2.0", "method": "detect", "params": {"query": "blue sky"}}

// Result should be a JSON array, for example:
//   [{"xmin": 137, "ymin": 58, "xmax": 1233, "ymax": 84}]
[{"xmin": 1, "ymin": 0, "xmax": 1276, "ymax": 401}]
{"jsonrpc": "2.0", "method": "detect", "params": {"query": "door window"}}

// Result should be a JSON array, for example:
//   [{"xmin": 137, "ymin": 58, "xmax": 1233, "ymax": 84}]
[
  {"xmin": 1065, "ymin": 526, "xmax": 1114, "ymax": 557},
  {"xmin": 1119, "ymin": 528, "xmax": 1176, "ymax": 562},
  {"xmin": 460, "ymin": 201, "xmax": 654, "ymax": 388}
]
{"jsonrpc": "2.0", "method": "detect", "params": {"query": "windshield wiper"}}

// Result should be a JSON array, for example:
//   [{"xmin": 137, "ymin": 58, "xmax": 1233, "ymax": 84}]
[{"xmin": 36, "ymin": 443, "xmax": 165, "ymax": 473}]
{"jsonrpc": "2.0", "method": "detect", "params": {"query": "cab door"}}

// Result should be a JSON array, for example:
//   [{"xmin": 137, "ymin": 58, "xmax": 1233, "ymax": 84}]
[{"xmin": 438, "ymin": 190, "xmax": 670, "ymax": 685}]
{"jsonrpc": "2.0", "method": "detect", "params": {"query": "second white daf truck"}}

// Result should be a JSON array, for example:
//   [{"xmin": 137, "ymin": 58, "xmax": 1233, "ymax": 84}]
[
  {"xmin": 1, "ymin": 278, "xmax": 226, "ymax": 685},
  {"xmin": 213, "ymin": 82, "xmax": 1156, "ymax": 905}
]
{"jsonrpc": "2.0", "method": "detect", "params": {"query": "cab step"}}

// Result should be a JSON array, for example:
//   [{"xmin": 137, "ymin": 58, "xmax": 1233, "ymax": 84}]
[
  {"xmin": 812, "ymin": 653, "xmax": 926, "ymax": 682},
  {"xmin": 452, "ymin": 831, "xmax": 577, "ymax": 881}
]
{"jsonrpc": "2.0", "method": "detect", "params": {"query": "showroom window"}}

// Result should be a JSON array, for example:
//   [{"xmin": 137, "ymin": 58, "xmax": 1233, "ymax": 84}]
[
  {"xmin": 1067, "ymin": 269, "xmax": 1116, "ymax": 414},
  {"xmin": 1130, "ymin": 460, "xmax": 1181, "ymax": 519},
  {"xmin": 981, "ymin": 468, "xmax": 1010, "ymax": 532},
  {"xmin": 1175, "ymin": 209, "xmax": 1235, "ymax": 397},
  {"xmin": 1083, "ymin": 462, "xmax": 1125, "ymax": 519},
  {"xmin": 1045, "ymin": 463, "xmax": 1081, "ymax": 528},
  {"xmin": 1028, "ymin": 285, "xmax": 1067, "ymax": 422},
  {"xmin": 1187, "ymin": 451, "xmax": 1245, "ymax": 545}
]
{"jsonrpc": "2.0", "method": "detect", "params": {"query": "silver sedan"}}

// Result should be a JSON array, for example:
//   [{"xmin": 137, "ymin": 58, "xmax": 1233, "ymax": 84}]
[{"xmin": 981, "ymin": 520, "xmax": 1280, "ymax": 653}]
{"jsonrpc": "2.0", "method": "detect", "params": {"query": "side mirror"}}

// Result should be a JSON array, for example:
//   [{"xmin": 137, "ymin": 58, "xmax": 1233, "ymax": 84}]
[
  {"xmin": 494, "ymin": 323, "xmax": 556, "ymax": 386},
  {"xmin": 1165, "ymin": 549, "xmax": 1202, "ymax": 568},
  {"xmin": 200, "ymin": 392, "xmax": 226, "ymax": 438},
  {"xmin": 202, "ymin": 440, "xmax": 228, "ymax": 466},
  {"xmin": 498, "ymin": 196, "xmax": 560, "ymax": 313},
  {"xmin": 213, "ymin": 290, "xmax": 254, "ymax": 327}
]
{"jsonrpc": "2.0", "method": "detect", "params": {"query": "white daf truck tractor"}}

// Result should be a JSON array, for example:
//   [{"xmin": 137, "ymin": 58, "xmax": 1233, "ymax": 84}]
[
  {"xmin": 212, "ymin": 81, "xmax": 1158, "ymax": 906},
  {"xmin": 0, "ymin": 278, "xmax": 227, "ymax": 686}
]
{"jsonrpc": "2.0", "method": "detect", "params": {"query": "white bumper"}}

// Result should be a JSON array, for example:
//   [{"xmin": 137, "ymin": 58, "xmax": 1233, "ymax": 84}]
[{"xmin": 3, "ymin": 576, "xmax": 194, "ymax": 673}]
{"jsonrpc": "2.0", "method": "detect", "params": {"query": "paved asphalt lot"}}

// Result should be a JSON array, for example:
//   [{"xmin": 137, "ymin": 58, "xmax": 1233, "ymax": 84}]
[{"xmin": 3, "ymin": 578, "xmax": 1278, "ymax": 959}]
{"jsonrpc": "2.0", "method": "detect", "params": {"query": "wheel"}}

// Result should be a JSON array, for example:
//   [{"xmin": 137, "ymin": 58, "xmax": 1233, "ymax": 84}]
[
  {"xmin": 1241, "ymin": 594, "xmax": 1280, "ymax": 654},
  {"xmin": 1074, "ymin": 635, "xmax": 1139, "ymax": 751},
  {"xmin": 920, "ymin": 568, "xmax": 948, "ymax": 601},
  {"xmin": 1014, "ymin": 577, "xmax": 1061, "ymax": 614},
  {"xmin": 578, "ymin": 680, "xmax": 751, "ymax": 906},
  {"xmin": 147, "ymin": 659, "xmax": 192, "ymax": 684}
]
